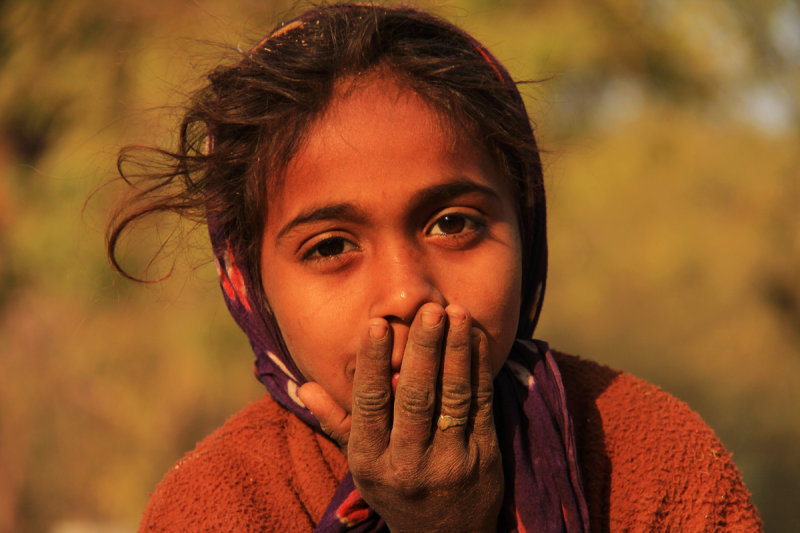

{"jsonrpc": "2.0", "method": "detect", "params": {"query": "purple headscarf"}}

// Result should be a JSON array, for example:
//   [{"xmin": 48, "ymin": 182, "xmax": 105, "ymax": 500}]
[{"xmin": 208, "ymin": 5, "xmax": 589, "ymax": 532}]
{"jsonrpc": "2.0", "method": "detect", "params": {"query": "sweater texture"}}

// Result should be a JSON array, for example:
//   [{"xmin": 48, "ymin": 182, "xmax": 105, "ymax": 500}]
[{"xmin": 139, "ymin": 352, "xmax": 762, "ymax": 532}]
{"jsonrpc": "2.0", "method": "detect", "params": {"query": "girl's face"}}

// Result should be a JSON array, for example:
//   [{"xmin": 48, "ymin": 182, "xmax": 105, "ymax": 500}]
[{"xmin": 260, "ymin": 74, "xmax": 522, "ymax": 412}]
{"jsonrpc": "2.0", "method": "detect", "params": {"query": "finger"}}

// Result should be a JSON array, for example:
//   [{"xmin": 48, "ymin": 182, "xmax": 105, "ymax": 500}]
[
  {"xmin": 435, "ymin": 304, "xmax": 473, "ymax": 442},
  {"xmin": 298, "ymin": 382, "xmax": 352, "ymax": 450},
  {"xmin": 470, "ymin": 327, "xmax": 496, "ymax": 443},
  {"xmin": 391, "ymin": 303, "xmax": 445, "ymax": 456},
  {"xmin": 349, "ymin": 317, "xmax": 394, "ymax": 462}
]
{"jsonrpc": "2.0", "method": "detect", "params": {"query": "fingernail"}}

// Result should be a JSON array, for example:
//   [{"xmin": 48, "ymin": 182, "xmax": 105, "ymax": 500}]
[
  {"xmin": 421, "ymin": 310, "xmax": 442, "ymax": 328},
  {"xmin": 369, "ymin": 324, "xmax": 388, "ymax": 339},
  {"xmin": 447, "ymin": 312, "xmax": 466, "ymax": 327}
]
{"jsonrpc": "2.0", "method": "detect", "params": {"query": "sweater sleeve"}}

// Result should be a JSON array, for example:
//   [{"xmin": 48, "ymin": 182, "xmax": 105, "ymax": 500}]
[
  {"xmin": 139, "ymin": 395, "xmax": 347, "ymax": 532},
  {"xmin": 555, "ymin": 352, "xmax": 763, "ymax": 532}
]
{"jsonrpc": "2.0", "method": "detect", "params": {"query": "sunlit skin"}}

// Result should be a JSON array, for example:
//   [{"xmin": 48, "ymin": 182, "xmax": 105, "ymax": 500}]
[{"xmin": 259, "ymin": 73, "xmax": 522, "ymax": 531}]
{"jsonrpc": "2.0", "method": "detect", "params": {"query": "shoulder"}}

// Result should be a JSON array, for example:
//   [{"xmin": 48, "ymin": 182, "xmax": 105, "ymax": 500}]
[
  {"xmin": 139, "ymin": 394, "xmax": 347, "ymax": 532},
  {"xmin": 552, "ymin": 351, "xmax": 762, "ymax": 532}
]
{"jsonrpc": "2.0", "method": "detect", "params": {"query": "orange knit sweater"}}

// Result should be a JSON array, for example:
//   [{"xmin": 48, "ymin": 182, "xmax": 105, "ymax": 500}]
[{"xmin": 140, "ymin": 353, "xmax": 762, "ymax": 532}]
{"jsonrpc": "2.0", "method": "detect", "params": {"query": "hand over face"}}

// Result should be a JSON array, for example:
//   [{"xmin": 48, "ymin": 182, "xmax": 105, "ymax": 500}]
[{"xmin": 299, "ymin": 302, "xmax": 503, "ymax": 533}]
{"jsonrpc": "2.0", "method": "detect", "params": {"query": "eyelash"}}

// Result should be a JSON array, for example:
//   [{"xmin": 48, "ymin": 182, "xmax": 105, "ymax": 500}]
[
  {"xmin": 426, "ymin": 212, "xmax": 483, "ymax": 239},
  {"xmin": 301, "ymin": 234, "xmax": 358, "ymax": 262},
  {"xmin": 300, "ymin": 211, "xmax": 486, "ymax": 264}
]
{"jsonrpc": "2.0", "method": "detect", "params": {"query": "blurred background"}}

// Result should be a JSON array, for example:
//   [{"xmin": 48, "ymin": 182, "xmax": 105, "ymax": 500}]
[{"xmin": 0, "ymin": 0, "xmax": 798, "ymax": 531}]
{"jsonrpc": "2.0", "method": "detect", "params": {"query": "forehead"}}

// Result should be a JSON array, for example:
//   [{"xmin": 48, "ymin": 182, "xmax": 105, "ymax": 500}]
[
  {"xmin": 310, "ymin": 75, "xmax": 457, "ymax": 154},
  {"xmin": 267, "ymin": 73, "xmax": 498, "ymax": 207}
]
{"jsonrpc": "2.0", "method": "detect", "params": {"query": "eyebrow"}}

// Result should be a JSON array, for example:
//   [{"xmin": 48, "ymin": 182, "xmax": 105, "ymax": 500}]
[
  {"xmin": 275, "ymin": 178, "xmax": 502, "ymax": 241},
  {"xmin": 407, "ymin": 179, "xmax": 502, "ymax": 214},
  {"xmin": 276, "ymin": 203, "xmax": 370, "ymax": 240}
]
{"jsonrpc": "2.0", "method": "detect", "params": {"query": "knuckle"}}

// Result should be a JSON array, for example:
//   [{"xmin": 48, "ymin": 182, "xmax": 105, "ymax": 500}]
[
  {"xmin": 389, "ymin": 465, "xmax": 428, "ymax": 496},
  {"xmin": 445, "ymin": 333, "xmax": 470, "ymax": 352},
  {"xmin": 409, "ymin": 330, "xmax": 441, "ymax": 353},
  {"xmin": 475, "ymin": 385, "xmax": 493, "ymax": 406},
  {"xmin": 473, "ymin": 396, "xmax": 494, "ymax": 425},
  {"xmin": 394, "ymin": 476, "xmax": 424, "ymax": 496},
  {"xmin": 379, "ymin": 453, "xmax": 428, "ymax": 496},
  {"xmin": 475, "ymin": 373, "xmax": 494, "ymax": 403},
  {"xmin": 396, "ymin": 384, "xmax": 434, "ymax": 415},
  {"xmin": 440, "ymin": 379, "xmax": 472, "ymax": 412},
  {"xmin": 418, "ymin": 452, "xmax": 473, "ymax": 489},
  {"xmin": 349, "ymin": 455, "xmax": 380, "ymax": 482},
  {"xmin": 353, "ymin": 388, "xmax": 392, "ymax": 413}
]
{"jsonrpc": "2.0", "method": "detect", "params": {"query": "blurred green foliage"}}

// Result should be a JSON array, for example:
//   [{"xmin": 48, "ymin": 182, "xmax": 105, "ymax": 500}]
[{"xmin": 0, "ymin": 0, "xmax": 798, "ymax": 531}]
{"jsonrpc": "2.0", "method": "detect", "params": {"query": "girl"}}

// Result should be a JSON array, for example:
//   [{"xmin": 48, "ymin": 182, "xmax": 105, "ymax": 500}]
[{"xmin": 108, "ymin": 4, "xmax": 762, "ymax": 531}]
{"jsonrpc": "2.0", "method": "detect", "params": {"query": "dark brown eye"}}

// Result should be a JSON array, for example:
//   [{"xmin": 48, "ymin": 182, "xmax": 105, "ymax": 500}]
[
  {"xmin": 304, "ymin": 237, "xmax": 358, "ymax": 261},
  {"xmin": 313, "ymin": 238, "xmax": 346, "ymax": 257},
  {"xmin": 430, "ymin": 214, "xmax": 470, "ymax": 235}
]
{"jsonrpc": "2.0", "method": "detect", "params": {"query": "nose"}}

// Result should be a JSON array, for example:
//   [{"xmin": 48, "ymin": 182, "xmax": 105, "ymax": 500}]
[{"xmin": 368, "ymin": 243, "xmax": 445, "ymax": 325}]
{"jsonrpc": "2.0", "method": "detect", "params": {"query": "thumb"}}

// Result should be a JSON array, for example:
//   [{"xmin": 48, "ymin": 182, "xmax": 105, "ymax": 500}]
[{"xmin": 298, "ymin": 382, "xmax": 352, "ymax": 451}]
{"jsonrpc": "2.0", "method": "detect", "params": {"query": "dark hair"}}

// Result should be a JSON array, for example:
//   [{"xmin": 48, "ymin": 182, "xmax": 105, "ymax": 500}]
[{"xmin": 107, "ymin": 3, "xmax": 548, "ymax": 336}]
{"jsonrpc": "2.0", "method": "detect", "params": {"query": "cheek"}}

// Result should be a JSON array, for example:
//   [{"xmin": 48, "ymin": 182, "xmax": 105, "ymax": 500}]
[
  {"xmin": 446, "ymin": 242, "xmax": 522, "ymax": 377},
  {"xmin": 485, "ymin": 266, "xmax": 523, "ymax": 376},
  {"xmin": 266, "ymin": 279, "xmax": 360, "ymax": 411}
]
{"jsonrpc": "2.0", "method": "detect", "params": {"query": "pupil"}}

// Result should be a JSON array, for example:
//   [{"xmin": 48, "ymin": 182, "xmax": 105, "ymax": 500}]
[
  {"xmin": 439, "ymin": 215, "xmax": 465, "ymax": 234},
  {"xmin": 316, "ymin": 239, "xmax": 344, "ymax": 256}
]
